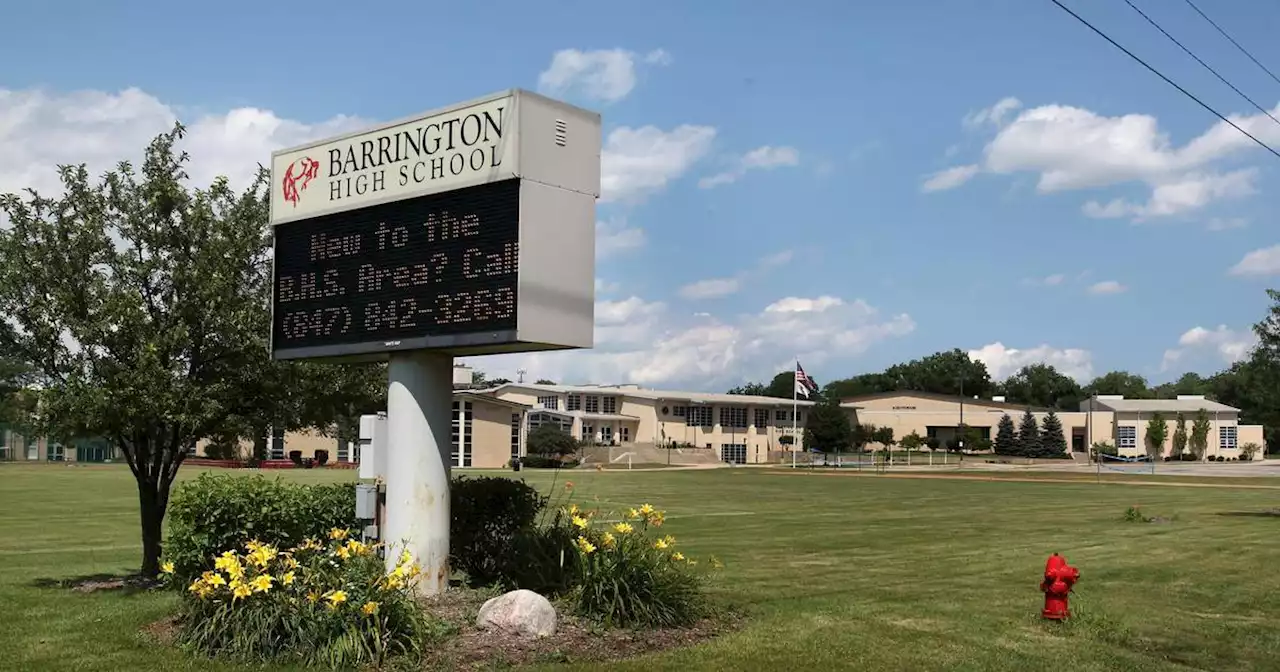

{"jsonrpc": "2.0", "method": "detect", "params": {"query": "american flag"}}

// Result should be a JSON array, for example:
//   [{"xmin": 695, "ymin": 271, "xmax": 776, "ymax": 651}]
[{"xmin": 794, "ymin": 362, "xmax": 819, "ymax": 398}]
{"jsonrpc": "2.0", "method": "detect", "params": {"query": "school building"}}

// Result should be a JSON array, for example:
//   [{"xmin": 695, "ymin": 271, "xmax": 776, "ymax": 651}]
[{"xmin": 841, "ymin": 391, "xmax": 1265, "ymax": 458}]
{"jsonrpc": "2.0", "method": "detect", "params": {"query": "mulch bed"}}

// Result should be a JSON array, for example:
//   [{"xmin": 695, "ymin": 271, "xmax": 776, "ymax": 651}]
[{"xmin": 419, "ymin": 589, "xmax": 737, "ymax": 669}]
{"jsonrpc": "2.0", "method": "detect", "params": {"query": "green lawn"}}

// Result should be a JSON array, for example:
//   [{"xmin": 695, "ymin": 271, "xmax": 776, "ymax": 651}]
[{"xmin": 2, "ymin": 464, "xmax": 1279, "ymax": 671}]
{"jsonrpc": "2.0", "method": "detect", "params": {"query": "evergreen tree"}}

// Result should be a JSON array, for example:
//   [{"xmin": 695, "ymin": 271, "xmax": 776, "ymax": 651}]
[
  {"xmin": 1039, "ymin": 411, "xmax": 1068, "ymax": 457},
  {"xmin": 994, "ymin": 414, "xmax": 1019, "ymax": 455},
  {"xmin": 1017, "ymin": 410, "xmax": 1041, "ymax": 457},
  {"xmin": 1171, "ymin": 412, "xmax": 1188, "ymax": 459}
]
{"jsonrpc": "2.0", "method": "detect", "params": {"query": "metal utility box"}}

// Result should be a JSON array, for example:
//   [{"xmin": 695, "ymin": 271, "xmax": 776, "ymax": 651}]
[{"xmin": 355, "ymin": 483, "xmax": 379, "ymax": 520}]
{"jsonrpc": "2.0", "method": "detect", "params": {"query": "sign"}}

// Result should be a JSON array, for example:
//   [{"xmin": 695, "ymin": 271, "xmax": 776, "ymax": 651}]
[
  {"xmin": 270, "ymin": 89, "xmax": 601, "ymax": 361},
  {"xmin": 271, "ymin": 96, "xmax": 516, "ymax": 225}
]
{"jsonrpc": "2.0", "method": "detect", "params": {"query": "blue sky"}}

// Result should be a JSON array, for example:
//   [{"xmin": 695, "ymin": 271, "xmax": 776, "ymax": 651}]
[{"xmin": 2, "ymin": 0, "xmax": 1277, "ymax": 389}]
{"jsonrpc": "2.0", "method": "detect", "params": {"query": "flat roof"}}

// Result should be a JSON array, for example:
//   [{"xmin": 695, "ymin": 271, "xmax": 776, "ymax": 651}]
[
  {"xmin": 1087, "ymin": 397, "xmax": 1239, "ymax": 414},
  {"xmin": 490, "ymin": 383, "xmax": 816, "ymax": 407}
]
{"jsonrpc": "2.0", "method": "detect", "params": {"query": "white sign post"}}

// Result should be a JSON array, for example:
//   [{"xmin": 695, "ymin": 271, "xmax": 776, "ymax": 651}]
[{"xmin": 270, "ymin": 90, "xmax": 600, "ymax": 595}]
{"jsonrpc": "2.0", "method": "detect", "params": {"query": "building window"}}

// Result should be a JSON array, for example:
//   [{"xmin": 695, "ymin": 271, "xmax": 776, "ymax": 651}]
[
  {"xmin": 511, "ymin": 413, "xmax": 522, "ymax": 460},
  {"xmin": 672, "ymin": 406, "xmax": 687, "ymax": 417},
  {"xmin": 566, "ymin": 394, "xmax": 582, "ymax": 411},
  {"xmin": 582, "ymin": 424, "xmax": 594, "ymax": 442},
  {"xmin": 48, "ymin": 442, "xmax": 65, "ymax": 462},
  {"xmin": 537, "ymin": 395, "xmax": 559, "ymax": 410},
  {"xmin": 1117, "ymin": 425, "xmax": 1137, "ymax": 450},
  {"xmin": 753, "ymin": 408, "xmax": 770, "ymax": 429},
  {"xmin": 621, "ymin": 426, "xmax": 630, "ymax": 443},
  {"xmin": 585, "ymin": 396, "xmax": 600, "ymax": 413},
  {"xmin": 529, "ymin": 412, "xmax": 572, "ymax": 433},
  {"xmin": 721, "ymin": 443, "xmax": 747, "ymax": 464},
  {"xmin": 451, "ymin": 401, "xmax": 473, "ymax": 468},
  {"xmin": 26, "ymin": 440, "xmax": 37, "ymax": 461},
  {"xmin": 687, "ymin": 406, "xmax": 713, "ymax": 427},
  {"xmin": 796, "ymin": 411, "xmax": 804, "ymax": 423},
  {"xmin": 337, "ymin": 439, "xmax": 350, "ymax": 463},
  {"xmin": 720, "ymin": 407, "xmax": 748, "ymax": 429},
  {"xmin": 602, "ymin": 396, "xmax": 618, "ymax": 414},
  {"xmin": 775, "ymin": 409, "xmax": 788, "ymax": 421},
  {"xmin": 1219, "ymin": 425, "xmax": 1238, "ymax": 450}
]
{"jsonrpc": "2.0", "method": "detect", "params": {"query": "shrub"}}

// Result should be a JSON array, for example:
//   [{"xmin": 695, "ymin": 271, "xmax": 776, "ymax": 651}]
[
  {"xmin": 560, "ymin": 500, "xmax": 717, "ymax": 627},
  {"xmin": 450, "ymin": 476, "xmax": 545, "ymax": 587},
  {"xmin": 778, "ymin": 435, "xmax": 795, "ymax": 446},
  {"xmin": 1123, "ymin": 505, "xmax": 1145, "ymax": 523},
  {"xmin": 288, "ymin": 450, "xmax": 303, "ymax": 466},
  {"xmin": 1242, "ymin": 442, "xmax": 1262, "ymax": 461},
  {"xmin": 166, "ymin": 474, "xmax": 358, "ymax": 583},
  {"xmin": 314, "ymin": 450, "xmax": 330, "ymax": 466},
  {"xmin": 522, "ymin": 455, "xmax": 579, "ymax": 469},
  {"xmin": 171, "ymin": 532, "xmax": 439, "ymax": 668},
  {"xmin": 527, "ymin": 424, "xmax": 578, "ymax": 457}
]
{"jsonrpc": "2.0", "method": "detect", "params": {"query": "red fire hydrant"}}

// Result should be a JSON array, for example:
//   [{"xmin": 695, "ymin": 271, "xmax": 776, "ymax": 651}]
[{"xmin": 1040, "ymin": 553, "xmax": 1079, "ymax": 620}]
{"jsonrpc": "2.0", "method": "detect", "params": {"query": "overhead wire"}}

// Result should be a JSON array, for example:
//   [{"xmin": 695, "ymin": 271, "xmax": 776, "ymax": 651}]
[
  {"xmin": 1046, "ymin": 0, "xmax": 1280, "ymax": 161},
  {"xmin": 1182, "ymin": 0, "xmax": 1280, "ymax": 88},
  {"xmin": 1120, "ymin": 0, "xmax": 1280, "ymax": 130}
]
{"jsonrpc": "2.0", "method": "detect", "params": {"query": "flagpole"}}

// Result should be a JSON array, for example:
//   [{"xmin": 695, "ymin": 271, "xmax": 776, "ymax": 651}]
[{"xmin": 791, "ymin": 358, "xmax": 798, "ymax": 469}]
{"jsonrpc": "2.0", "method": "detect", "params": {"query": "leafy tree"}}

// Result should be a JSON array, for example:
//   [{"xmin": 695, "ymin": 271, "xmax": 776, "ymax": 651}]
[
  {"xmin": 0, "ymin": 126, "xmax": 371, "ymax": 577},
  {"xmin": 726, "ymin": 381, "xmax": 768, "ymax": 396},
  {"xmin": 533, "ymin": 378, "xmax": 555, "ymax": 385},
  {"xmin": 527, "ymin": 423, "xmax": 578, "ymax": 457},
  {"xmin": 1189, "ymin": 408, "xmax": 1212, "ymax": 461},
  {"xmin": 1085, "ymin": 371, "xmax": 1153, "ymax": 399},
  {"xmin": 899, "ymin": 431, "xmax": 925, "ymax": 453},
  {"xmin": 489, "ymin": 377, "xmax": 512, "ymax": 386},
  {"xmin": 1001, "ymin": 364, "xmax": 1083, "ymax": 410},
  {"xmin": 994, "ymin": 414, "xmax": 1018, "ymax": 456},
  {"xmin": 1016, "ymin": 410, "xmax": 1040, "ymax": 457},
  {"xmin": 1153, "ymin": 372, "xmax": 1208, "ymax": 399},
  {"xmin": 871, "ymin": 426, "xmax": 895, "ymax": 452},
  {"xmin": 803, "ymin": 398, "xmax": 852, "ymax": 454},
  {"xmin": 1145, "ymin": 412, "xmax": 1168, "ymax": 460},
  {"xmin": 851, "ymin": 423, "xmax": 878, "ymax": 452},
  {"xmin": 882, "ymin": 348, "xmax": 993, "ymax": 398},
  {"xmin": 1171, "ymin": 412, "xmax": 1188, "ymax": 459},
  {"xmin": 732, "ymin": 371, "xmax": 815, "ymax": 400},
  {"xmin": 470, "ymin": 370, "xmax": 487, "ymax": 386},
  {"xmin": 822, "ymin": 372, "xmax": 892, "ymax": 399},
  {"xmin": 1039, "ymin": 411, "xmax": 1068, "ymax": 457}
]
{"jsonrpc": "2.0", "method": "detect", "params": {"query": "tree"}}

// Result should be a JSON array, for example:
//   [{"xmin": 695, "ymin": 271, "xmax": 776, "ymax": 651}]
[
  {"xmin": 1145, "ymin": 412, "xmax": 1168, "ymax": 460},
  {"xmin": 489, "ymin": 377, "xmax": 512, "ymax": 386},
  {"xmin": 533, "ymin": 378, "xmax": 556, "ymax": 385},
  {"xmin": 851, "ymin": 423, "xmax": 878, "ymax": 452},
  {"xmin": 470, "ymin": 370, "xmax": 487, "ymax": 386},
  {"xmin": 526, "ymin": 423, "xmax": 577, "ymax": 457},
  {"xmin": 1016, "ymin": 410, "xmax": 1040, "ymax": 457},
  {"xmin": 1171, "ymin": 412, "xmax": 1188, "ymax": 459},
  {"xmin": 872, "ymin": 426, "xmax": 895, "ymax": 453},
  {"xmin": 822, "ymin": 372, "xmax": 892, "ymax": 399},
  {"xmin": 881, "ymin": 348, "xmax": 994, "ymax": 398},
  {"xmin": 899, "ymin": 431, "xmax": 926, "ymax": 454},
  {"xmin": 1189, "ymin": 408, "xmax": 1212, "ymax": 461},
  {"xmin": 0, "ymin": 126, "xmax": 370, "ymax": 577},
  {"xmin": 1000, "ymin": 364, "xmax": 1083, "ymax": 410},
  {"xmin": 1153, "ymin": 372, "xmax": 1208, "ymax": 399},
  {"xmin": 729, "ymin": 371, "xmax": 808, "ymax": 400},
  {"xmin": 994, "ymin": 414, "xmax": 1018, "ymax": 456},
  {"xmin": 803, "ymin": 398, "xmax": 852, "ymax": 454},
  {"xmin": 1039, "ymin": 411, "xmax": 1068, "ymax": 457},
  {"xmin": 1085, "ymin": 371, "xmax": 1153, "ymax": 399},
  {"xmin": 726, "ymin": 382, "xmax": 768, "ymax": 396}
]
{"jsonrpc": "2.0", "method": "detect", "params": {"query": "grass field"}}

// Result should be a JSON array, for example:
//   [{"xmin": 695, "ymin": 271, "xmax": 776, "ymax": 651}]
[{"xmin": 2, "ymin": 464, "xmax": 1279, "ymax": 671}]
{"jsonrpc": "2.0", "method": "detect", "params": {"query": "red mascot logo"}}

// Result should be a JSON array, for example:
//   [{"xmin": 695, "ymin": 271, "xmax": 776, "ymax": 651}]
[{"xmin": 281, "ymin": 157, "xmax": 320, "ymax": 208}]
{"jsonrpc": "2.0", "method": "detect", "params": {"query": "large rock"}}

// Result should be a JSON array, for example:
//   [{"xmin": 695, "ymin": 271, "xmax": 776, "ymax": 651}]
[{"xmin": 475, "ymin": 589, "xmax": 557, "ymax": 637}]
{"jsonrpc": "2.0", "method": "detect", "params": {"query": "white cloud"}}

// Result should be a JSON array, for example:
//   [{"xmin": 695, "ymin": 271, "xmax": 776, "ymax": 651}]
[
  {"xmin": 1022, "ymin": 273, "xmax": 1067, "ymax": 287},
  {"xmin": 594, "ymin": 278, "xmax": 619, "ymax": 294},
  {"xmin": 1228, "ymin": 244, "xmax": 1280, "ymax": 277},
  {"xmin": 1087, "ymin": 280, "xmax": 1128, "ymax": 295},
  {"xmin": 698, "ymin": 145, "xmax": 800, "ymax": 188},
  {"xmin": 1082, "ymin": 170, "xmax": 1256, "ymax": 221},
  {"xmin": 677, "ymin": 278, "xmax": 741, "ymax": 300},
  {"xmin": 759, "ymin": 249, "xmax": 794, "ymax": 267},
  {"xmin": 595, "ymin": 218, "xmax": 646, "ymax": 258},
  {"xmin": 1043, "ymin": 273, "xmax": 1066, "ymax": 286},
  {"xmin": 1207, "ymin": 217, "xmax": 1248, "ymax": 231},
  {"xmin": 920, "ymin": 164, "xmax": 979, "ymax": 192},
  {"xmin": 968, "ymin": 342, "xmax": 1094, "ymax": 382},
  {"xmin": 537, "ymin": 48, "xmax": 670, "ymax": 103},
  {"xmin": 956, "ymin": 100, "xmax": 1280, "ymax": 218},
  {"xmin": 0, "ymin": 87, "xmax": 367, "ymax": 198},
  {"xmin": 464, "ymin": 294, "xmax": 914, "ymax": 389},
  {"xmin": 1161, "ymin": 325, "xmax": 1257, "ymax": 371},
  {"xmin": 963, "ymin": 97, "xmax": 1022, "ymax": 129},
  {"xmin": 600, "ymin": 124, "xmax": 716, "ymax": 203}
]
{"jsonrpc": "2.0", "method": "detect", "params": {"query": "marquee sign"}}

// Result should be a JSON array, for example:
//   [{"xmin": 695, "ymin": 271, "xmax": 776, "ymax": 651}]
[{"xmin": 269, "ymin": 90, "xmax": 600, "ymax": 361}]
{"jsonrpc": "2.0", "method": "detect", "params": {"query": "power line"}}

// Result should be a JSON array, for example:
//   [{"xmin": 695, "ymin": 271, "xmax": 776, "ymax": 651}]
[
  {"xmin": 1047, "ymin": 0, "xmax": 1280, "ymax": 161},
  {"xmin": 1182, "ymin": 0, "xmax": 1280, "ymax": 88},
  {"xmin": 1121, "ymin": 0, "xmax": 1280, "ymax": 130}
]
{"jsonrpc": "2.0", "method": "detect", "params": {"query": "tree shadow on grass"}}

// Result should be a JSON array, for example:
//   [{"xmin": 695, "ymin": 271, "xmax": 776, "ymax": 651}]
[
  {"xmin": 1215, "ymin": 509, "xmax": 1280, "ymax": 518},
  {"xmin": 30, "ymin": 572, "xmax": 160, "ymax": 596}
]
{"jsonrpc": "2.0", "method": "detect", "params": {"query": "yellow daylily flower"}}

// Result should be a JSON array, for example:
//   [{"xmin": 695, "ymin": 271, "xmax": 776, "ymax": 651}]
[
  {"xmin": 601, "ymin": 532, "xmax": 616, "ymax": 548},
  {"xmin": 671, "ymin": 551, "xmax": 686, "ymax": 562},
  {"xmin": 574, "ymin": 536, "xmax": 597, "ymax": 554},
  {"xmin": 329, "ymin": 528, "xmax": 349, "ymax": 541},
  {"xmin": 571, "ymin": 515, "xmax": 589, "ymax": 529},
  {"xmin": 250, "ymin": 574, "xmax": 274, "ymax": 593},
  {"xmin": 627, "ymin": 508, "xmax": 641, "ymax": 520},
  {"xmin": 361, "ymin": 601, "xmax": 380, "ymax": 616},
  {"xmin": 324, "ymin": 590, "xmax": 348, "ymax": 608},
  {"xmin": 231, "ymin": 581, "xmax": 252, "ymax": 600},
  {"xmin": 306, "ymin": 591, "xmax": 320, "ymax": 603},
  {"xmin": 202, "ymin": 571, "xmax": 226, "ymax": 587},
  {"xmin": 654, "ymin": 537, "xmax": 670, "ymax": 550},
  {"xmin": 638, "ymin": 503, "xmax": 655, "ymax": 515},
  {"xmin": 160, "ymin": 561, "xmax": 175, "ymax": 574},
  {"xmin": 280, "ymin": 571, "xmax": 295, "ymax": 586},
  {"xmin": 335, "ymin": 546, "xmax": 351, "ymax": 560},
  {"xmin": 613, "ymin": 522, "xmax": 634, "ymax": 535},
  {"xmin": 568, "ymin": 503, "xmax": 579, "ymax": 515}
]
